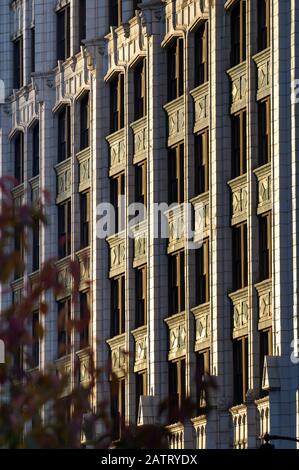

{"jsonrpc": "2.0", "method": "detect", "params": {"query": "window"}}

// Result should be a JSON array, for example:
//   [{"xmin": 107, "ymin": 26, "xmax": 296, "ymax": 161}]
[
  {"xmin": 233, "ymin": 336, "xmax": 248, "ymax": 405},
  {"xmin": 31, "ymin": 27, "xmax": 35, "ymax": 74},
  {"xmin": 57, "ymin": 298, "xmax": 71, "ymax": 358},
  {"xmin": 196, "ymin": 349, "xmax": 210, "ymax": 413},
  {"xmin": 232, "ymin": 223, "xmax": 247, "ymax": 291},
  {"xmin": 58, "ymin": 106, "xmax": 71, "ymax": 162},
  {"xmin": 168, "ymin": 144, "xmax": 184, "ymax": 205},
  {"xmin": 32, "ymin": 124, "xmax": 39, "ymax": 177},
  {"xmin": 136, "ymin": 371, "xmax": 147, "ymax": 422},
  {"xmin": 258, "ymin": 0, "xmax": 270, "ymax": 51},
  {"xmin": 80, "ymin": 191, "xmax": 90, "ymax": 249},
  {"xmin": 32, "ymin": 217, "xmax": 40, "ymax": 272},
  {"xmin": 109, "ymin": 0, "xmax": 122, "ymax": 28},
  {"xmin": 80, "ymin": 94, "xmax": 90, "ymax": 150},
  {"xmin": 195, "ymin": 129, "xmax": 209, "ymax": 195},
  {"xmin": 79, "ymin": 292, "xmax": 90, "ymax": 350},
  {"xmin": 14, "ymin": 132, "xmax": 24, "ymax": 184},
  {"xmin": 168, "ymin": 359, "xmax": 186, "ymax": 423},
  {"xmin": 135, "ymin": 266, "xmax": 147, "ymax": 327},
  {"xmin": 194, "ymin": 21, "xmax": 208, "ymax": 87},
  {"xmin": 135, "ymin": 161, "xmax": 147, "ymax": 208},
  {"xmin": 57, "ymin": 6, "xmax": 70, "ymax": 61},
  {"xmin": 110, "ymin": 172, "xmax": 125, "ymax": 233},
  {"xmin": 78, "ymin": 0, "xmax": 86, "ymax": 48},
  {"xmin": 168, "ymin": 251, "xmax": 185, "ymax": 315},
  {"xmin": 110, "ymin": 378, "xmax": 125, "ymax": 441},
  {"xmin": 110, "ymin": 74, "xmax": 124, "ymax": 133},
  {"xmin": 111, "ymin": 275, "xmax": 125, "ymax": 337},
  {"xmin": 14, "ymin": 225, "xmax": 24, "ymax": 280},
  {"xmin": 259, "ymin": 328, "xmax": 272, "ymax": 396},
  {"xmin": 32, "ymin": 311, "xmax": 39, "ymax": 368},
  {"xmin": 195, "ymin": 239, "xmax": 209, "ymax": 305},
  {"xmin": 13, "ymin": 36, "xmax": 23, "ymax": 89},
  {"xmin": 231, "ymin": 110, "xmax": 247, "ymax": 178},
  {"xmin": 134, "ymin": 59, "xmax": 146, "ymax": 120},
  {"xmin": 58, "ymin": 199, "xmax": 71, "ymax": 258},
  {"xmin": 258, "ymin": 98, "xmax": 271, "ymax": 166},
  {"xmin": 259, "ymin": 212, "xmax": 272, "ymax": 281},
  {"xmin": 167, "ymin": 38, "xmax": 184, "ymax": 102},
  {"xmin": 230, "ymin": 0, "xmax": 246, "ymax": 66}
]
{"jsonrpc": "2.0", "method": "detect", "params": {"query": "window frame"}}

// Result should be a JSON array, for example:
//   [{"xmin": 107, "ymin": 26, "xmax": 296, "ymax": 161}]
[
  {"xmin": 195, "ymin": 129, "xmax": 209, "ymax": 195},
  {"xmin": 230, "ymin": 0, "xmax": 246, "ymax": 67},
  {"xmin": 259, "ymin": 211, "xmax": 272, "ymax": 281},
  {"xmin": 58, "ymin": 199, "xmax": 72, "ymax": 258},
  {"xmin": 168, "ymin": 250, "xmax": 185, "ymax": 315},
  {"xmin": 56, "ymin": 5, "xmax": 71, "ymax": 62},
  {"xmin": 13, "ymin": 35, "xmax": 23, "ymax": 89},
  {"xmin": 233, "ymin": 336, "xmax": 248, "ymax": 405},
  {"xmin": 168, "ymin": 143, "xmax": 184, "ymax": 205},
  {"xmin": 167, "ymin": 37, "xmax": 184, "ymax": 102},
  {"xmin": 231, "ymin": 109, "xmax": 247, "ymax": 178},
  {"xmin": 194, "ymin": 21, "xmax": 209, "ymax": 87},
  {"xmin": 195, "ymin": 238, "xmax": 210, "ymax": 305},
  {"xmin": 111, "ymin": 274, "xmax": 125, "ymax": 337},
  {"xmin": 258, "ymin": 97, "xmax": 271, "ymax": 166},
  {"xmin": 110, "ymin": 74, "xmax": 125, "ymax": 133},
  {"xmin": 57, "ymin": 298, "xmax": 71, "ymax": 358},
  {"xmin": 57, "ymin": 106, "xmax": 71, "ymax": 163},
  {"xmin": 232, "ymin": 223, "xmax": 248, "ymax": 291}
]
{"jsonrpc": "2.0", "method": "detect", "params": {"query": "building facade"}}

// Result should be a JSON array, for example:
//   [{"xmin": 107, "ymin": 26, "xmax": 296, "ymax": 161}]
[{"xmin": 0, "ymin": 0, "xmax": 299, "ymax": 449}]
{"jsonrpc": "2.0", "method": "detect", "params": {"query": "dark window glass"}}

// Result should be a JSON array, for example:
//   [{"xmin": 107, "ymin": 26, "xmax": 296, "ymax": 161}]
[
  {"xmin": 110, "ymin": 74, "xmax": 124, "ymax": 133},
  {"xmin": 80, "ymin": 191, "xmax": 90, "ymax": 248},
  {"xmin": 232, "ymin": 224, "xmax": 248, "ymax": 290},
  {"xmin": 168, "ymin": 144, "xmax": 184, "ymax": 205},
  {"xmin": 196, "ymin": 350, "xmax": 210, "ymax": 413},
  {"xmin": 58, "ymin": 106, "xmax": 71, "ymax": 162},
  {"xmin": 168, "ymin": 359, "xmax": 186, "ymax": 423},
  {"xmin": 14, "ymin": 132, "xmax": 24, "ymax": 183},
  {"xmin": 79, "ymin": 292, "xmax": 90, "ymax": 349},
  {"xmin": 195, "ymin": 130, "xmax": 209, "ymax": 194},
  {"xmin": 258, "ymin": 99, "xmax": 271, "ymax": 166},
  {"xmin": 134, "ymin": 60, "xmax": 146, "ymax": 120},
  {"xmin": 57, "ymin": 6, "xmax": 70, "ymax": 61},
  {"xmin": 110, "ymin": 378, "xmax": 125, "ymax": 441},
  {"xmin": 168, "ymin": 251, "xmax": 185, "ymax": 315},
  {"xmin": 109, "ymin": 0, "xmax": 122, "ymax": 27},
  {"xmin": 195, "ymin": 239, "xmax": 209, "ymax": 305},
  {"xmin": 258, "ymin": 0, "xmax": 270, "ymax": 51},
  {"xmin": 80, "ymin": 94, "xmax": 90, "ymax": 150},
  {"xmin": 259, "ymin": 212, "xmax": 272, "ymax": 281},
  {"xmin": 231, "ymin": 110, "xmax": 246, "ymax": 178},
  {"xmin": 167, "ymin": 38, "xmax": 184, "ymax": 102},
  {"xmin": 135, "ymin": 162, "xmax": 147, "ymax": 208},
  {"xmin": 58, "ymin": 200, "xmax": 71, "ymax": 258},
  {"xmin": 32, "ymin": 311, "xmax": 39, "ymax": 368},
  {"xmin": 31, "ymin": 27, "xmax": 35, "ymax": 74},
  {"xmin": 259, "ymin": 328, "xmax": 272, "ymax": 396},
  {"xmin": 32, "ymin": 124, "xmax": 39, "ymax": 177},
  {"xmin": 57, "ymin": 299, "xmax": 71, "ymax": 358},
  {"xmin": 111, "ymin": 275, "xmax": 125, "ymax": 337},
  {"xmin": 79, "ymin": 0, "xmax": 86, "ymax": 47},
  {"xmin": 136, "ymin": 372, "xmax": 147, "ymax": 423},
  {"xmin": 13, "ymin": 37, "xmax": 23, "ymax": 89},
  {"xmin": 233, "ymin": 337, "xmax": 248, "ymax": 405},
  {"xmin": 32, "ymin": 217, "xmax": 40, "ymax": 272},
  {"xmin": 135, "ymin": 266, "xmax": 147, "ymax": 327},
  {"xmin": 194, "ymin": 22, "xmax": 208, "ymax": 87},
  {"xmin": 110, "ymin": 173, "xmax": 125, "ymax": 233},
  {"xmin": 231, "ymin": 0, "xmax": 246, "ymax": 66}
]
